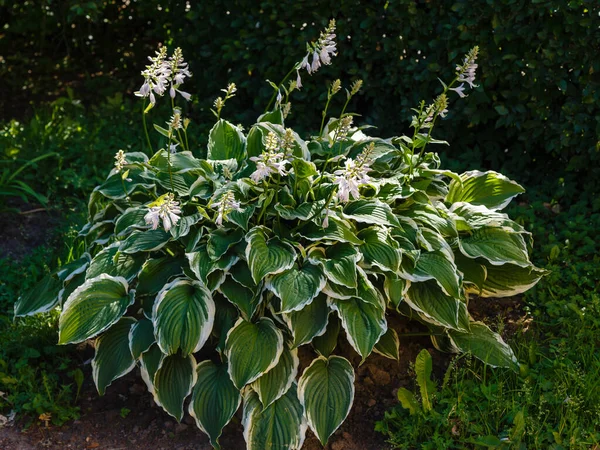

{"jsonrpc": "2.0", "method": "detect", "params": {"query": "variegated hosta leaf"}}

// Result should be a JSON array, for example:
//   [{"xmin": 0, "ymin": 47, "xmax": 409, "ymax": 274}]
[
  {"xmin": 136, "ymin": 256, "xmax": 186, "ymax": 296},
  {"xmin": 405, "ymin": 281, "xmax": 468, "ymax": 332},
  {"xmin": 114, "ymin": 206, "xmax": 148, "ymax": 236},
  {"xmin": 225, "ymin": 318, "xmax": 284, "ymax": 389},
  {"xmin": 446, "ymin": 170, "xmax": 525, "ymax": 211},
  {"xmin": 14, "ymin": 274, "xmax": 61, "ymax": 317},
  {"xmin": 406, "ymin": 251, "xmax": 462, "ymax": 298},
  {"xmin": 92, "ymin": 317, "xmax": 137, "ymax": 395},
  {"xmin": 283, "ymin": 293, "xmax": 329, "ymax": 348},
  {"xmin": 251, "ymin": 345, "xmax": 299, "ymax": 408},
  {"xmin": 119, "ymin": 229, "xmax": 171, "ymax": 254},
  {"xmin": 207, "ymin": 228, "xmax": 245, "ymax": 260},
  {"xmin": 154, "ymin": 353, "xmax": 197, "ymax": 421},
  {"xmin": 219, "ymin": 276, "xmax": 260, "ymax": 320},
  {"xmin": 245, "ymin": 226, "xmax": 297, "ymax": 284},
  {"xmin": 189, "ymin": 360, "xmax": 241, "ymax": 449},
  {"xmin": 298, "ymin": 355, "xmax": 355, "ymax": 446},
  {"xmin": 329, "ymin": 297, "xmax": 387, "ymax": 361},
  {"xmin": 343, "ymin": 199, "xmax": 400, "ymax": 227},
  {"xmin": 449, "ymin": 322, "xmax": 519, "ymax": 370},
  {"xmin": 59, "ymin": 275, "xmax": 134, "ymax": 345},
  {"xmin": 459, "ymin": 227, "xmax": 530, "ymax": 268},
  {"xmin": 187, "ymin": 245, "xmax": 238, "ymax": 284},
  {"xmin": 242, "ymin": 383, "xmax": 307, "ymax": 450},
  {"xmin": 479, "ymin": 263, "xmax": 547, "ymax": 298},
  {"xmin": 312, "ymin": 315, "xmax": 341, "ymax": 358},
  {"xmin": 128, "ymin": 318, "xmax": 155, "ymax": 359},
  {"xmin": 139, "ymin": 343, "xmax": 164, "ymax": 396},
  {"xmin": 356, "ymin": 268, "xmax": 387, "ymax": 310},
  {"xmin": 207, "ymin": 119, "xmax": 247, "ymax": 162},
  {"xmin": 268, "ymin": 263, "xmax": 326, "ymax": 313},
  {"xmin": 374, "ymin": 328, "xmax": 400, "ymax": 361},
  {"xmin": 308, "ymin": 243, "xmax": 360, "ymax": 288},
  {"xmin": 152, "ymin": 278, "xmax": 215, "ymax": 356},
  {"xmin": 86, "ymin": 243, "xmax": 146, "ymax": 281},
  {"xmin": 455, "ymin": 253, "xmax": 488, "ymax": 293},
  {"xmin": 357, "ymin": 226, "xmax": 401, "ymax": 272},
  {"xmin": 383, "ymin": 272, "xmax": 408, "ymax": 309},
  {"xmin": 297, "ymin": 217, "xmax": 363, "ymax": 245}
]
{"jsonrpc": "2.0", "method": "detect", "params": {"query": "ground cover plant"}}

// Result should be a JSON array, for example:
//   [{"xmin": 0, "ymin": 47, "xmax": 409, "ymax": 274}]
[{"xmin": 11, "ymin": 20, "xmax": 548, "ymax": 449}]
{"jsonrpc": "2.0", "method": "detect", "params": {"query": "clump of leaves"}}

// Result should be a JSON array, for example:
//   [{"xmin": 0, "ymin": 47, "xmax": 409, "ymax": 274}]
[{"xmin": 15, "ymin": 23, "xmax": 544, "ymax": 449}]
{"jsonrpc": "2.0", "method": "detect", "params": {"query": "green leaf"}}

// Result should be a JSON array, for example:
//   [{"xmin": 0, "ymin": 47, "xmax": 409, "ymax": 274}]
[
  {"xmin": 455, "ymin": 253, "xmax": 488, "ymax": 294},
  {"xmin": 207, "ymin": 228, "xmax": 245, "ymax": 260},
  {"xmin": 374, "ymin": 328, "xmax": 400, "ymax": 361},
  {"xmin": 225, "ymin": 318, "xmax": 284, "ymax": 389},
  {"xmin": 275, "ymin": 200, "xmax": 326, "ymax": 221},
  {"xmin": 139, "ymin": 344, "xmax": 164, "ymax": 395},
  {"xmin": 329, "ymin": 297, "xmax": 387, "ymax": 361},
  {"xmin": 153, "ymin": 279, "xmax": 215, "ymax": 356},
  {"xmin": 59, "ymin": 275, "xmax": 134, "ymax": 345},
  {"xmin": 86, "ymin": 243, "xmax": 146, "ymax": 281},
  {"xmin": 97, "ymin": 171, "xmax": 155, "ymax": 199},
  {"xmin": 308, "ymin": 243, "xmax": 359, "ymax": 288},
  {"xmin": 92, "ymin": 317, "xmax": 137, "ymax": 395},
  {"xmin": 188, "ymin": 360, "xmax": 241, "ymax": 449},
  {"xmin": 207, "ymin": 119, "xmax": 246, "ymax": 162},
  {"xmin": 128, "ymin": 318, "xmax": 155, "ymax": 359},
  {"xmin": 154, "ymin": 353, "xmax": 197, "ymax": 422},
  {"xmin": 405, "ymin": 281, "xmax": 468, "ymax": 331},
  {"xmin": 358, "ymin": 227, "xmax": 401, "ymax": 272},
  {"xmin": 415, "ymin": 349, "xmax": 435, "ymax": 412},
  {"xmin": 383, "ymin": 273, "xmax": 407, "ymax": 309},
  {"xmin": 283, "ymin": 294, "xmax": 330, "ymax": 348},
  {"xmin": 268, "ymin": 263, "xmax": 325, "ymax": 313},
  {"xmin": 187, "ymin": 245, "xmax": 238, "ymax": 284},
  {"xmin": 119, "ymin": 229, "xmax": 171, "ymax": 253},
  {"xmin": 396, "ymin": 388, "xmax": 419, "ymax": 415},
  {"xmin": 406, "ymin": 251, "xmax": 462, "ymax": 298},
  {"xmin": 292, "ymin": 158, "xmax": 318, "ymax": 178},
  {"xmin": 312, "ymin": 315, "xmax": 341, "ymax": 358},
  {"xmin": 114, "ymin": 207, "xmax": 148, "ymax": 236},
  {"xmin": 252, "ymin": 345, "xmax": 299, "ymax": 408},
  {"xmin": 242, "ymin": 383, "xmax": 306, "ymax": 450},
  {"xmin": 245, "ymin": 226, "xmax": 297, "ymax": 284},
  {"xmin": 459, "ymin": 227, "xmax": 530, "ymax": 268},
  {"xmin": 446, "ymin": 170, "xmax": 525, "ymax": 210},
  {"xmin": 136, "ymin": 256, "xmax": 186, "ymax": 297},
  {"xmin": 479, "ymin": 263, "xmax": 547, "ymax": 298},
  {"xmin": 297, "ymin": 217, "xmax": 363, "ymax": 245},
  {"xmin": 219, "ymin": 276, "xmax": 260, "ymax": 320},
  {"xmin": 343, "ymin": 199, "xmax": 400, "ymax": 227},
  {"xmin": 450, "ymin": 322, "xmax": 518, "ymax": 370},
  {"xmin": 14, "ymin": 274, "xmax": 61, "ymax": 317},
  {"xmin": 213, "ymin": 294, "xmax": 240, "ymax": 352},
  {"xmin": 228, "ymin": 204, "xmax": 256, "ymax": 231},
  {"xmin": 298, "ymin": 356, "xmax": 355, "ymax": 446}
]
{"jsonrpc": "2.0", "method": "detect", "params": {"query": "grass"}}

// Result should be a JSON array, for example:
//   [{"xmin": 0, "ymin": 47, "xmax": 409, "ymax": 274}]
[{"xmin": 376, "ymin": 192, "xmax": 600, "ymax": 448}]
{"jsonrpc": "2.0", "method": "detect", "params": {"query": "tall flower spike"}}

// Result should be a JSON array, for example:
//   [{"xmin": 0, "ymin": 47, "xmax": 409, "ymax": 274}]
[
  {"xmin": 332, "ymin": 143, "xmax": 373, "ymax": 203},
  {"xmin": 456, "ymin": 46, "xmax": 479, "ymax": 90},
  {"xmin": 249, "ymin": 132, "xmax": 290, "ymax": 183},
  {"xmin": 135, "ymin": 47, "xmax": 171, "ymax": 105},
  {"xmin": 298, "ymin": 19, "xmax": 337, "ymax": 84},
  {"xmin": 212, "ymin": 191, "xmax": 242, "ymax": 227},
  {"xmin": 144, "ymin": 193, "xmax": 182, "ymax": 232},
  {"xmin": 169, "ymin": 47, "xmax": 192, "ymax": 101},
  {"xmin": 114, "ymin": 150, "xmax": 127, "ymax": 173}
]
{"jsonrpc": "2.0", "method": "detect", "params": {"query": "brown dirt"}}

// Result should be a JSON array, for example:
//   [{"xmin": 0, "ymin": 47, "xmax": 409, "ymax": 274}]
[{"xmin": 0, "ymin": 316, "xmax": 445, "ymax": 450}]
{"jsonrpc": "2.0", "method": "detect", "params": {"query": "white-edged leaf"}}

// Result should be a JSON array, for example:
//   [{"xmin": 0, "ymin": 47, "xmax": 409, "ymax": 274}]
[
  {"xmin": 14, "ymin": 274, "xmax": 61, "ymax": 317},
  {"xmin": 312, "ymin": 315, "xmax": 341, "ymax": 358},
  {"xmin": 343, "ymin": 199, "xmax": 400, "ymax": 227},
  {"xmin": 446, "ymin": 170, "xmax": 525, "ymax": 210},
  {"xmin": 207, "ymin": 119, "xmax": 247, "ymax": 162},
  {"xmin": 252, "ymin": 345, "xmax": 299, "ymax": 408},
  {"xmin": 119, "ymin": 229, "xmax": 171, "ymax": 253},
  {"xmin": 358, "ymin": 227, "xmax": 401, "ymax": 272},
  {"xmin": 268, "ymin": 263, "xmax": 326, "ymax": 313},
  {"xmin": 479, "ymin": 263, "xmax": 547, "ymax": 298},
  {"xmin": 225, "ymin": 318, "xmax": 284, "ymax": 389},
  {"xmin": 207, "ymin": 228, "xmax": 245, "ymax": 260},
  {"xmin": 298, "ymin": 355, "xmax": 355, "ymax": 446},
  {"xmin": 59, "ymin": 274, "xmax": 133, "ymax": 345},
  {"xmin": 136, "ymin": 256, "xmax": 186, "ymax": 296},
  {"xmin": 86, "ymin": 243, "xmax": 146, "ymax": 281},
  {"xmin": 189, "ymin": 360, "xmax": 241, "ymax": 449},
  {"xmin": 245, "ymin": 226, "xmax": 297, "ymax": 284},
  {"xmin": 308, "ymin": 243, "xmax": 360, "ymax": 288},
  {"xmin": 152, "ymin": 278, "xmax": 215, "ymax": 356},
  {"xmin": 139, "ymin": 343, "xmax": 164, "ymax": 396},
  {"xmin": 128, "ymin": 318, "xmax": 155, "ymax": 359},
  {"xmin": 92, "ymin": 317, "xmax": 137, "ymax": 395},
  {"xmin": 187, "ymin": 245, "xmax": 238, "ymax": 284},
  {"xmin": 154, "ymin": 353, "xmax": 197, "ymax": 421},
  {"xmin": 219, "ymin": 276, "xmax": 260, "ymax": 320},
  {"xmin": 374, "ymin": 328, "xmax": 400, "ymax": 361},
  {"xmin": 449, "ymin": 322, "xmax": 519, "ymax": 370},
  {"xmin": 404, "ymin": 251, "xmax": 462, "ymax": 298},
  {"xmin": 329, "ymin": 297, "xmax": 387, "ymax": 361},
  {"xmin": 242, "ymin": 383, "xmax": 307, "ymax": 450},
  {"xmin": 459, "ymin": 227, "xmax": 530, "ymax": 268},
  {"xmin": 283, "ymin": 294, "xmax": 330, "ymax": 348},
  {"xmin": 297, "ymin": 217, "xmax": 363, "ymax": 245},
  {"xmin": 405, "ymin": 281, "xmax": 468, "ymax": 332}
]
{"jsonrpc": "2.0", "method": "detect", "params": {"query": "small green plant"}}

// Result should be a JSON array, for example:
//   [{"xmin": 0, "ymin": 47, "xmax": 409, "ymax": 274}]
[
  {"xmin": 120, "ymin": 407, "xmax": 131, "ymax": 418},
  {"xmin": 15, "ymin": 22, "xmax": 544, "ymax": 449}
]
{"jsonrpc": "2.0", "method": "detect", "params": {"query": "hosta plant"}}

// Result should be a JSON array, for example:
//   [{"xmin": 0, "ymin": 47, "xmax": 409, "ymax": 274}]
[{"xmin": 15, "ymin": 21, "xmax": 545, "ymax": 449}]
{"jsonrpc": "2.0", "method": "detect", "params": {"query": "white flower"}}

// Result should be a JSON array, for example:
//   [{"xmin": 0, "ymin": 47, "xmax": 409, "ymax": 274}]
[
  {"xmin": 212, "ymin": 191, "xmax": 242, "ymax": 226},
  {"xmin": 114, "ymin": 150, "xmax": 127, "ymax": 173},
  {"xmin": 144, "ymin": 193, "xmax": 181, "ymax": 232},
  {"xmin": 332, "ymin": 147, "xmax": 373, "ymax": 203},
  {"xmin": 249, "ymin": 133, "xmax": 290, "ymax": 183},
  {"xmin": 296, "ymin": 70, "xmax": 303, "ymax": 88},
  {"xmin": 456, "ymin": 46, "xmax": 479, "ymax": 90},
  {"xmin": 298, "ymin": 19, "xmax": 337, "ymax": 77},
  {"xmin": 250, "ymin": 161, "xmax": 273, "ymax": 183},
  {"xmin": 169, "ymin": 143, "xmax": 179, "ymax": 154},
  {"xmin": 311, "ymin": 51, "xmax": 321, "ymax": 72},
  {"xmin": 450, "ymin": 83, "xmax": 467, "ymax": 98}
]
